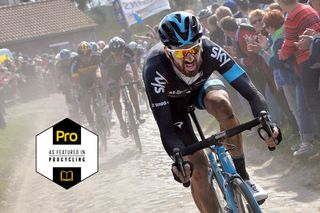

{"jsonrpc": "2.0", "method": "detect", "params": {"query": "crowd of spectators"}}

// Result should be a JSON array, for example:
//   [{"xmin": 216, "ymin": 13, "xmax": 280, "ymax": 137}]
[
  {"xmin": 1, "ymin": 0, "xmax": 319, "ymax": 159},
  {"xmin": 133, "ymin": 0, "xmax": 320, "ymax": 159},
  {"xmin": 0, "ymin": 53, "xmax": 57, "ymax": 128},
  {"xmin": 197, "ymin": 0, "xmax": 320, "ymax": 159}
]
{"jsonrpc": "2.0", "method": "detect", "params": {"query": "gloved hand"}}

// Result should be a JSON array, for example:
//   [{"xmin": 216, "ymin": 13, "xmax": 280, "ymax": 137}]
[
  {"xmin": 171, "ymin": 161, "xmax": 193, "ymax": 187},
  {"xmin": 258, "ymin": 111, "xmax": 283, "ymax": 151}
]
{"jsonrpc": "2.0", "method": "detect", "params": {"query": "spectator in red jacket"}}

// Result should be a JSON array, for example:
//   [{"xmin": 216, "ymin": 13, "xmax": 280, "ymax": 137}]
[
  {"xmin": 278, "ymin": 0, "xmax": 320, "ymax": 156},
  {"xmin": 220, "ymin": 16, "xmax": 275, "ymax": 95}
]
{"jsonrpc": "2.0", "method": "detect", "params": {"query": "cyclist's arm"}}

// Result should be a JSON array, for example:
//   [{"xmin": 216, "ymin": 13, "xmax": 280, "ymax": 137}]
[
  {"xmin": 126, "ymin": 47, "xmax": 139, "ymax": 81},
  {"xmin": 228, "ymin": 68, "xmax": 269, "ymax": 117},
  {"xmin": 130, "ymin": 62, "xmax": 139, "ymax": 81},
  {"xmin": 206, "ymin": 40, "xmax": 269, "ymax": 117},
  {"xmin": 71, "ymin": 61, "xmax": 79, "ymax": 83},
  {"xmin": 143, "ymin": 56, "xmax": 186, "ymax": 156}
]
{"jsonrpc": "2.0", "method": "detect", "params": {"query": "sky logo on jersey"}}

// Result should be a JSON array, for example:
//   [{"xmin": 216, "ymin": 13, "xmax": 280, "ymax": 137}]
[
  {"xmin": 151, "ymin": 71, "xmax": 168, "ymax": 94},
  {"xmin": 211, "ymin": 46, "xmax": 231, "ymax": 67}
]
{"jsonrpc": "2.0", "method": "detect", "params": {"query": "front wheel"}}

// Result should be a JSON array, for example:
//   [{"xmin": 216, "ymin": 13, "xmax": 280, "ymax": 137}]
[
  {"xmin": 232, "ymin": 178, "xmax": 261, "ymax": 213},
  {"xmin": 125, "ymin": 101, "xmax": 142, "ymax": 151}
]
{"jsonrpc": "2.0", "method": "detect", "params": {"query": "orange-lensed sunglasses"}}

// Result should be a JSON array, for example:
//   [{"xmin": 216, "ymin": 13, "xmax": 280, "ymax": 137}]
[{"xmin": 167, "ymin": 40, "xmax": 202, "ymax": 59}]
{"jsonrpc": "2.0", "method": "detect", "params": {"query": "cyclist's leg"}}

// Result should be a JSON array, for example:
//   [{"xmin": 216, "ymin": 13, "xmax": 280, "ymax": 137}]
[
  {"xmin": 122, "ymin": 70, "xmax": 144, "ymax": 122},
  {"xmin": 79, "ymin": 87, "xmax": 94, "ymax": 129},
  {"xmin": 197, "ymin": 76, "xmax": 247, "ymax": 178},
  {"xmin": 199, "ymin": 76, "xmax": 267, "ymax": 202},
  {"xmin": 188, "ymin": 151, "xmax": 221, "ymax": 213},
  {"xmin": 170, "ymin": 105, "xmax": 220, "ymax": 212},
  {"xmin": 108, "ymin": 80, "xmax": 128, "ymax": 137}
]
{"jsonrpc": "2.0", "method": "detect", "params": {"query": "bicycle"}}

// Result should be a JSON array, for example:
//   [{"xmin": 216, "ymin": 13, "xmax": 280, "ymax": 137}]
[
  {"xmin": 91, "ymin": 85, "xmax": 111, "ymax": 151},
  {"xmin": 173, "ymin": 105, "xmax": 281, "ymax": 213},
  {"xmin": 119, "ymin": 80, "xmax": 142, "ymax": 151}
]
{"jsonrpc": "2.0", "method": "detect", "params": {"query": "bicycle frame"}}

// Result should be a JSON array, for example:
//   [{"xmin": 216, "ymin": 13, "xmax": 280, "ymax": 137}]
[
  {"xmin": 207, "ymin": 146, "xmax": 244, "ymax": 212},
  {"xmin": 187, "ymin": 105, "xmax": 262, "ymax": 213}
]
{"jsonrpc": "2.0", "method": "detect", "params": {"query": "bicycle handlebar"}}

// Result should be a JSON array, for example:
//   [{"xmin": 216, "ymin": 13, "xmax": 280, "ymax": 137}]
[
  {"xmin": 172, "ymin": 111, "xmax": 281, "ymax": 188},
  {"xmin": 181, "ymin": 117, "xmax": 261, "ymax": 156},
  {"xmin": 180, "ymin": 111, "xmax": 280, "ymax": 156}
]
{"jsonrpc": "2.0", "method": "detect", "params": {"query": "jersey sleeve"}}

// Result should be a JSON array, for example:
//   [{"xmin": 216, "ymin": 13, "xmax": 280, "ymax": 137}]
[
  {"xmin": 143, "ymin": 54, "xmax": 186, "ymax": 156},
  {"xmin": 230, "ymin": 72, "xmax": 269, "ymax": 117},
  {"xmin": 204, "ymin": 38, "xmax": 269, "ymax": 117},
  {"xmin": 71, "ymin": 60, "xmax": 79, "ymax": 78}
]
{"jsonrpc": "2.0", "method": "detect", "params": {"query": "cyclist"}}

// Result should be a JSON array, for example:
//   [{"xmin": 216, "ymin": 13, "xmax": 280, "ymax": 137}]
[
  {"xmin": 97, "ymin": 40, "xmax": 106, "ymax": 51},
  {"xmin": 143, "ymin": 11, "xmax": 282, "ymax": 212},
  {"xmin": 90, "ymin": 41, "xmax": 101, "ymax": 56},
  {"xmin": 71, "ymin": 41, "xmax": 101, "ymax": 130},
  {"xmin": 101, "ymin": 36, "xmax": 145, "ymax": 138},
  {"xmin": 55, "ymin": 49, "xmax": 72, "ymax": 101},
  {"xmin": 127, "ymin": 41, "xmax": 146, "ymax": 70}
]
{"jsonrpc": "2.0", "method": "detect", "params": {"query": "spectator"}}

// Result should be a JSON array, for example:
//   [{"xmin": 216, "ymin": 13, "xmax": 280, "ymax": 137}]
[
  {"xmin": 224, "ymin": 0, "xmax": 238, "ymax": 15},
  {"xmin": 278, "ymin": 0, "xmax": 320, "ymax": 156},
  {"xmin": 215, "ymin": 6, "xmax": 234, "ymax": 46},
  {"xmin": 308, "ymin": 0, "xmax": 320, "ymax": 13},
  {"xmin": 207, "ymin": 15, "xmax": 225, "ymax": 46},
  {"xmin": 221, "ymin": 16, "xmax": 279, "ymax": 100},
  {"xmin": 234, "ymin": 0, "xmax": 250, "ymax": 18},
  {"xmin": 215, "ymin": 6, "xmax": 233, "ymax": 23},
  {"xmin": 295, "ymin": 28, "xmax": 320, "ymax": 68},
  {"xmin": 251, "ymin": 10, "xmax": 310, "ymax": 154},
  {"xmin": 210, "ymin": 3, "xmax": 220, "ymax": 14},
  {"xmin": 267, "ymin": 2, "xmax": 284, "ymax": 12},
  {"xmin": 248, "ymin": 9, "xmax": 268, "ymax": 36}
]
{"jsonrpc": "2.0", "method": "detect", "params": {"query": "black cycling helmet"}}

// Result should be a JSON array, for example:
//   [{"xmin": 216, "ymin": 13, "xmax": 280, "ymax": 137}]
[
  {"xmin": 108, "ymin": 36, "xmax": 126, "ymax": 52},
  {"xmin": 198, "ymin": 8, "xmax": 212, "ymax": 20},
  {"xmin": 159, "ymin": 11, "xmax": 203, "ymax": 47}
]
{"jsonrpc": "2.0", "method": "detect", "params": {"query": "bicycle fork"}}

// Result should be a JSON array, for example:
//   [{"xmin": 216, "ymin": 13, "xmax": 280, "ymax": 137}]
[{"xmin": 208, "ymin": 151, "xmax": 241, "ymax": 213}]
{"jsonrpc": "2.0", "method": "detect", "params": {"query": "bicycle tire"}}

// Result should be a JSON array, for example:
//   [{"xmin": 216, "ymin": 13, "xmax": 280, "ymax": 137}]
[
  {"xmin": 126, "ymin": 102, "xmax": 142, "ymax": 151},
  {"xmin": 93, "ymin": 90, "xmax": 108, "ymax": 152},
  {"xmin": 231, "ymin": 178, "xmax": 261, "ymax": 213}
]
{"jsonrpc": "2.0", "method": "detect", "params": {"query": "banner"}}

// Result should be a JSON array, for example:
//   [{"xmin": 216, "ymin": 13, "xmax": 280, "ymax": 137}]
[
  {"xmin": 113, "ymin": 0, "xmax": 128, "ymax": 26},
  {"xmin": 118, "ymin": 0, "xmax": 171, "ymax": 26}
]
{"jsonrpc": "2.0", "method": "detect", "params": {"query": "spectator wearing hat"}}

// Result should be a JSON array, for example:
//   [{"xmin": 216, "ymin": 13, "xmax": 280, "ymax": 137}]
[{"xmin": 224, "ymin": 0, "xmax": 238, "ymax": 15}]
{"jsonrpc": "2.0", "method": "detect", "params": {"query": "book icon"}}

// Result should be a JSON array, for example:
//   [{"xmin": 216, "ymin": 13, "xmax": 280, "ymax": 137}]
[{"xmin": 60, "ymin": 170, "xmax": 74, "ymax": 182}]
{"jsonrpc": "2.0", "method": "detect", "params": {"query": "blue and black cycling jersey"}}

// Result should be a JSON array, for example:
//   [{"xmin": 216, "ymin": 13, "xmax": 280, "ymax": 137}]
[{"xmin": 143, "ymin": 37, "xmax": 269, "ymax": 156}]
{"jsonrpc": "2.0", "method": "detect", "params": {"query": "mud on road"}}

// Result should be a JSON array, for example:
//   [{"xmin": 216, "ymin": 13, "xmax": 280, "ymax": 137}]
[{"xmin": 0, "ymin": 94, "xmax": 319, "ymax": 213}]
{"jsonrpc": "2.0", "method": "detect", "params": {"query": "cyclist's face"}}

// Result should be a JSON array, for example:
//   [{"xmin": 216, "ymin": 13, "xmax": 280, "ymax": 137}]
[{"xmin": 166, "ymin": 41, "xmax": 203, "ymax": 77}]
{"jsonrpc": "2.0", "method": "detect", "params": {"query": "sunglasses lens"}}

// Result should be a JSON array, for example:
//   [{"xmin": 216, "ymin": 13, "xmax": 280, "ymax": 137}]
[
  {"xmin": 174, "ymin": 50, "xmax": 184, "ymax": 59},
  {"xmin": 171, "ymin": 44, "xmax": 201, "ymax": 59}
]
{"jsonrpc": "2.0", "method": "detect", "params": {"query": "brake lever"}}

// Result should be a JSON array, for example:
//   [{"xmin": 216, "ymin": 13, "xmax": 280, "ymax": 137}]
[
  {"xmin": 258, "ymin": 111, "xmax": 280, "ymax": 151},
  {"xmin": 172, "ymin": 148, "xmax": 190, "ymax": 187}
]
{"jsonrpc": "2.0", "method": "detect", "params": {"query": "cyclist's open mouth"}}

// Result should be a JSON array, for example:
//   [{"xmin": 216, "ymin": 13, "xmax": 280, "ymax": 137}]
[{"xmin": 184, "ymin": 61, "xmax": 196, "ymax": 72}]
